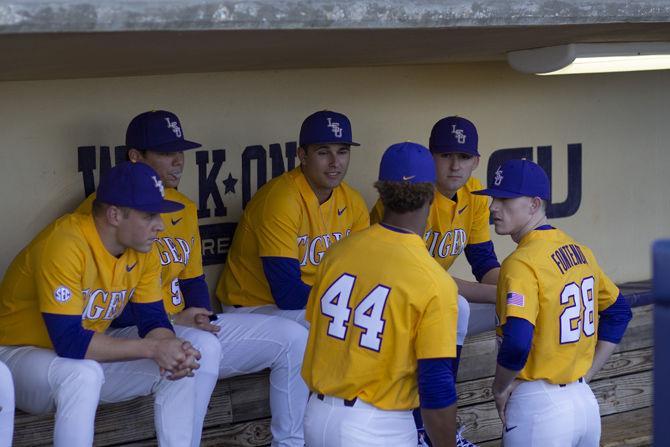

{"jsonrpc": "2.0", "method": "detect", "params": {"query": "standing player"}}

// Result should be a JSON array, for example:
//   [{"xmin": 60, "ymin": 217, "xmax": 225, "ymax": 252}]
[
  {"xmin": 302, "ymin": 142, "xmax": 458, "ymax": 447},
  {"xmin": 217, "ymin": 110, "xmax": 369, "ymax": 325},
  {"xmin": 473, "ymin": 159, "xmax": 632, "ymax": 446},
  {"xmin": 78, "ymin": 110, "xmax": 310, "ymax": 447},
  {"xmin": 371, "ymin": 116, "xmax": 498, "ymax": 446},
  {"xmin": 0, "ymin": 162, "xmax": 201, "ymax": 446},
  {"xmin": 0, "ymin": 361, "xmax": 13, "ymax": 447}
]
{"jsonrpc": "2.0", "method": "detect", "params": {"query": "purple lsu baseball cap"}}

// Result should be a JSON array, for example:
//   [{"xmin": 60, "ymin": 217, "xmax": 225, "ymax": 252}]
[
  {"xmin": 97, "ymin": 162, "xmax": 185, "ymax": 213},
  {"xmin": 126, "ymin": 110, "xmax": 202, "ymax": 152},
  {"xmin": 429, "ymin": 116, "xmax": 479, "ymax": 156},
  {"xmin": 378, "ymin": 142, "xmax": 436, "ymax": 184},
  {"xmin": 299, "ymin": 110, "xmax": 360, "ymax": 147},
  {"xmin": 473, "ymin": 159, "xmax": 551, "ymax": 200}
]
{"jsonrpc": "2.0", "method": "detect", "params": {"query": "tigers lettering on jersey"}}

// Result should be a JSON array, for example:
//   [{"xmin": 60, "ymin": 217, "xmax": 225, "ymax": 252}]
[
  {"xmin": 302, "ymin": 224, "xmax": 458, "ymax": 411},
  {"xmin": 156, "ymin": 237, "xmax": 192, "ymax": 267},
  {"xmin": 496, "ymin": 227, "xmax": 619, "ymax": 384},
  {"xmin": 371, "ymin": 177, "xmax": 490, "ymax": 273},
  {"xmin": 297, "ymin": 231, "xmax": 351, "ymax": 267},
  {"xmin": 82, "ymin": 288, "xmax": 135, "ymax": 321},
  {"xmin": 424, "ymin": 228, "xmax": 467, "ymax": 259}
]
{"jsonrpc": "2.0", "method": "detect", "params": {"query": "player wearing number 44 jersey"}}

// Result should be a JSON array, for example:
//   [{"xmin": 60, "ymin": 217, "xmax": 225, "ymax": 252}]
[
  {"xmin": 473, "ymin": 159, "xmax": 633, "ymax": 447},
  {"xmin": 78, "ymin": 110, "xmax": 309, "ymax": 447},
  {"xmin": 303, "ymin": 142, "xmax": 459, "ymax": 447}
]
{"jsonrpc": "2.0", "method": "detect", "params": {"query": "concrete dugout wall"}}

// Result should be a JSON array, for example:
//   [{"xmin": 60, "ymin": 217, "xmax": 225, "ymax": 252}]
[{"xmin": 0, "ymin": 61, "xmax": 667, "ymax": 287}]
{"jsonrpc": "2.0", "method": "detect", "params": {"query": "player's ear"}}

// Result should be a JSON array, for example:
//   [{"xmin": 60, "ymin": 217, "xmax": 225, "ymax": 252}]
[
  {"xmin": 530, "ymin": 196, "xmax": 543, "ymax": 214},
  {"xmin": 105, "ymin": 205, "xmax": 123, "ymax": 226},
  {"xmin": 298, "ymin": 146, "xmax": 308, "ymax": 165},
  {"xmin": 127, "ymin": 148, "xmax": 143, "ymax": 163}
]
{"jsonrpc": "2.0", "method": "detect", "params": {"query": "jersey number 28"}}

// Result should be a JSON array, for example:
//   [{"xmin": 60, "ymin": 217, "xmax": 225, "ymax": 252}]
[
  {"xmin": 320, "ymin": 274, "xmax": 389, "ymax": 352},
  {"xmin": 559, "ymin": 276, "xmax": 595, "ymax": 344}
]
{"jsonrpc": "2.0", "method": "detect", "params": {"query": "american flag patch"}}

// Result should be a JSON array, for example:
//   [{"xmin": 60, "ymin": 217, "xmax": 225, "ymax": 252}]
[{"xmin": 506, "ymin": 292, "xmax": 525, "ymax": 307}]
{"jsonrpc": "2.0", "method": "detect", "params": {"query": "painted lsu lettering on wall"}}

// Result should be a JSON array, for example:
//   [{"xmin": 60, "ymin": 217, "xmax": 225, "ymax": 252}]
[{"xmin": 77, "ymin": 142, "xmax": 582, "ymax": 266}]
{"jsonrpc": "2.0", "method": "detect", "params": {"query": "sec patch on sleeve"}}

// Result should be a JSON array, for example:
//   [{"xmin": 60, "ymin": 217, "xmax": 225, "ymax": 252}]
[{"xmin": 53, "ymin": 286, "xmax": 73, "ymax": 303}]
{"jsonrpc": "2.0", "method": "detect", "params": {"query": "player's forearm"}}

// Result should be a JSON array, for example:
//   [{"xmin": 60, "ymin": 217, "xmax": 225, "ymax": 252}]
[
  {"xmin": 492, "ymin": 363, "xmax": 519, "ymax": 395},
  {"xmin": 421, "ymin": 404, "xmax": 456, "ymax": 447},
  {"xmin": 480, "ymin": 267, "xmax": 500, "ymax": 286},
  {"xmin": 85, "ymin": 332, "xmax": 162, "ymax": 362},
  {"xmin": 585, "ymin": 340, "xmax": 617, "ymax": 382},
  {"xmin": 452, "ymin": 277, "xmax": 496, "ymax": 304}
]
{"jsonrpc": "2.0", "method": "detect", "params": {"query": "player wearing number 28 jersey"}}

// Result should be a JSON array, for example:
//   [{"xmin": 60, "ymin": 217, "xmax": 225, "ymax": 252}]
[
  {"xmin": 303, "ymin": 142, "xmax": 459, "ymax": 447},
  {"xmin": 473, "ymin": 159, "xmax": 632, "ymax": 447}
]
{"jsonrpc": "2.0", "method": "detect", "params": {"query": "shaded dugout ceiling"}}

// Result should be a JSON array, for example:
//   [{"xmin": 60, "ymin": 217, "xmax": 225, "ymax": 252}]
[{"xmin": 1, "ymin": 0, "xmax": 670, "ymax": 81}]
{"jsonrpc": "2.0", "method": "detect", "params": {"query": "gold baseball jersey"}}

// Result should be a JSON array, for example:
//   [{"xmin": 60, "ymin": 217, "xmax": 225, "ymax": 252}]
[
  {"xmin": 0, "ymin": 213, "xmax": 162, "ymax": 349},
  {"xmin": 76, "ymin": 188, "xmax": 203, "ymax": 315},
  {"xmin": 302, "ymin": 224, "xmax": 458, "ymax": 410},
  {"xmin": 371, "ymin": 177, "xmax": 492, "ymax": 272},
  {"xmin": 496, "ymin": 227, "xmax": 619, "ymax": 384},
  {"xmin": 218, "ymin": 167, "xmax": 370, "ymax": 307}
]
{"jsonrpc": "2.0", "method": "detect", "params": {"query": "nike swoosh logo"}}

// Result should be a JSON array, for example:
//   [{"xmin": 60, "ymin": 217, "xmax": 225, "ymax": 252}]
[
  {"xmin": 171, "ymin": 217, "xmax": 183, "ymax": 225},
  {"xmin": 126, "ymin": 262, "xmax": 138, "ymax": 272},
  {"xmin": 505, "ymin": 425, "xmax": 518, "ymax": 433},
  {"xmin": 458, "ymin": 205, "xmax": 468, "ymax": 214},
  {"xmin": 337, "ymin": 207, "xmax": 346, "ymax": 216},
  {"xmin": 402, "ymin": 175, "xmax": 416, "ymax": 181}
]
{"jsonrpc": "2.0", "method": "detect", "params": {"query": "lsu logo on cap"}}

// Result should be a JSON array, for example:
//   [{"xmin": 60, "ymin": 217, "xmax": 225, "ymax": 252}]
[
  {"xmin": 165, "ymin": 117, "xmax": 182, "ymax": 138},
  {"xmin": 326, "ymin": 117, "xmax": 342, "ymax": 137},
  {"xmin": 54, "ymin": 286, "xmax": 73, "ymax": 303},
  {"xmin": 152, "ymin": 175, "xmax": 165, "ymax": 197},
  {"xmin": 451, "ymin": 124, "xmax": 466, "ymax": 144},
  {"xmin": 494, "ymin": 166, "xmax": 504, "ymax": 186}
]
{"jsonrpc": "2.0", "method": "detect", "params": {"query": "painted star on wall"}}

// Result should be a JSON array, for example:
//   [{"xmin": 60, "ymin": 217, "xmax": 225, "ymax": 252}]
[{"xmin": 222, "ymin": 173, "xmax": 238, "ymax": 194}]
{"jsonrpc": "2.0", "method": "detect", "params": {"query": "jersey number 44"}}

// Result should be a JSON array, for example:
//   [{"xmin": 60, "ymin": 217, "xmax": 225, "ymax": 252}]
[{"xmin": 319, "ymin": 274, "xmax": 390, "ymax": 352}]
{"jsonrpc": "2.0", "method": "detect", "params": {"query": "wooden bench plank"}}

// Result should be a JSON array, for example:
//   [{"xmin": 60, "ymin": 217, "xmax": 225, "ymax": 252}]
[
  {"xmin": 601, "ymin": 407, "xmax": 653, "ymax": 447},
  {"xmin": 459, "ymin": 369, "xmax": 653, "ymax": 444},
  {"xmin": 456, "ymin": 346, "xmax": 652, "ymax": 408}
]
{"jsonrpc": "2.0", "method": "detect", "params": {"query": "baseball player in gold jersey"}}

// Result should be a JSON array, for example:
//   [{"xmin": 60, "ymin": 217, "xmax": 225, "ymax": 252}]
[
  {"xmin": 302, "ymin": 142, "xmax": 459, "ymax": 447},
  {"xmin": 371, "ymin": 117, "xmax": 497, "ymax": 446},
  {"xmin": 77, "ymin": 110, "xmax": 310, "ymax": 447},
  {"xmin": 473, "ymin": 159, "xmax": 632, "ymax": 446},
  {"xmin": 0, "ymin": 162, "xmax": 201, "ymax": 446},
  {"xmin": 217, "ymin": 110, "xmax": 369, "ymax": 326}
]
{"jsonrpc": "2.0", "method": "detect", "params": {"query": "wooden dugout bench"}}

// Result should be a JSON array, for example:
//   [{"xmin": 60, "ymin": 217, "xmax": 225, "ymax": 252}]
[{"xmin": 13, "ymin": 281, "xmax": 653, "ymax": 446}]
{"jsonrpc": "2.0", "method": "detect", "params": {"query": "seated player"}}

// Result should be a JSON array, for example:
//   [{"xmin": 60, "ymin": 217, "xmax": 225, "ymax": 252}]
[
  {"xmin": 0, "ymin": 162, "xmax": 201, "ymax": 446},
  {"xmin": 474, "ymin": 159, "xmax": 632, "ymax": 447},
  {"xmin": 78, "ymin": 110, "xmax": 310, "ymax": 447},
  {"xmin": 302, "ymin": 142, "xmax": 459, "ymax": 447},
  {"xmin": 216, "ymin": 110, "xmax": 369, "ymax": 326}
]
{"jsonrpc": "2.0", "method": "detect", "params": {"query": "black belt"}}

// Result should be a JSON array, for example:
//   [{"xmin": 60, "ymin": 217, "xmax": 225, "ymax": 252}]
[
  {"xmin": 559, "ymin": 377, "xmax": 584, "ymax": 387},
  {"xmin": 315, "ymin": 393, "xmax": 358, "ymax": 407}
]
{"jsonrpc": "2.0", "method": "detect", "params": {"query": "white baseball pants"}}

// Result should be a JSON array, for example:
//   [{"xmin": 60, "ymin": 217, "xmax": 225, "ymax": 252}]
[
  {"xmin": 221, "ymin": 304, "xmax": 308, "ymax": 328},
  {"xmin": 503, "ymin": 378, "xmax": 601, "ymax": 447},
  {"xmin": 112, "ymin": 325, "xmax": 219, "ymax": 447},
  {"xmin": 304, "ymin": 394, "xmax": 415, "ymax": 447},
  {"xmin": 0, "ymin": 361, "xmax": 13, "ymax": 447},
  {"xmin": 211, "ymin": 312, "xmax": 309, "ymax": 447},
  {"xmin": 0, "ymin": 329, "xmax": 198, "ymax": 447}
]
